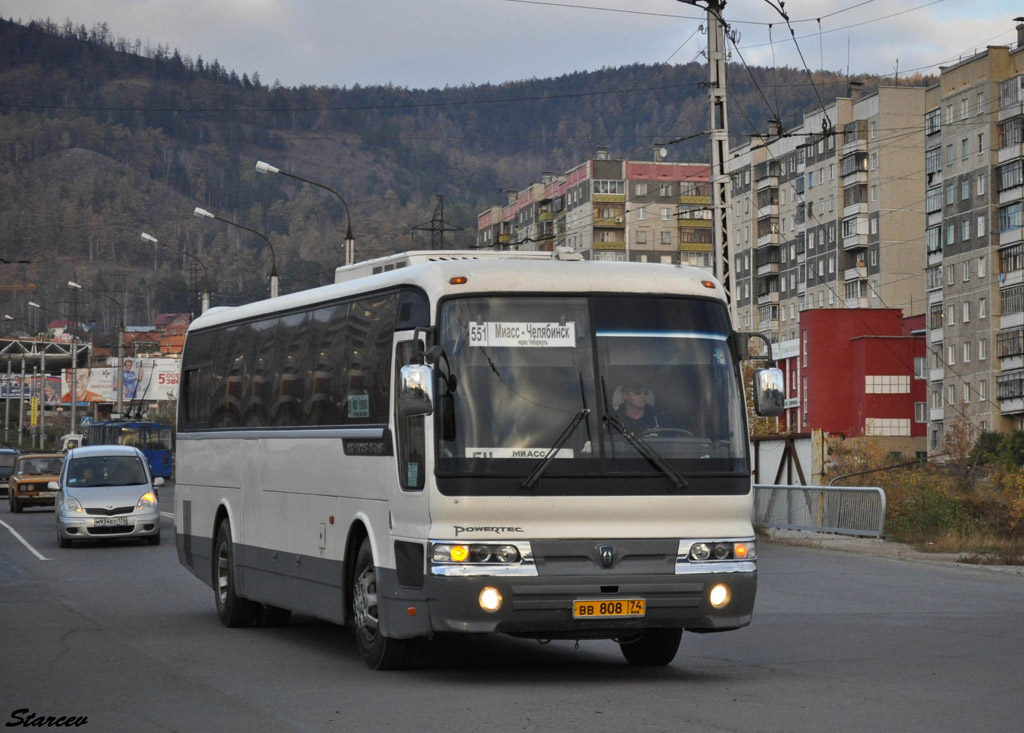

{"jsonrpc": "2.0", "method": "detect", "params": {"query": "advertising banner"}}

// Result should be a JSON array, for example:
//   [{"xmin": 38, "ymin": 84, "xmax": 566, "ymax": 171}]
[{"xmin": 60, "ymin": 358, "xmax": 180, "ymax": 403}]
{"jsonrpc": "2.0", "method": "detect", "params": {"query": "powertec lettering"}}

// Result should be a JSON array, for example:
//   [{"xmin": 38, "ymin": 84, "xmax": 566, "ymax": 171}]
[{"xmin": 453, "ymin": 526, "xmax": 524, "ymax": 537}]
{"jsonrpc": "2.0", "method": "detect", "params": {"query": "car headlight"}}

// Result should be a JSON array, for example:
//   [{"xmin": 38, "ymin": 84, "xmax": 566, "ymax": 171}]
[
  {"xmin": 62, "ymin": 496, "xmax": 84, "ymax": 514},
  {"xmin": 136, "ymin": 492, "xmax": 157, "ymax": 511}
]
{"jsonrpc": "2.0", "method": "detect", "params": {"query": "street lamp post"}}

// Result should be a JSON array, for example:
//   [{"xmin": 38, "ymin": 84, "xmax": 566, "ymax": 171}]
[
  {"xmin": 193, "ymin": 207, "xmax": 279, "ymax": 298},
  {"xmin": 256, "ymin": 160, "xmax": 355, "ymax": 266},
  {"xmin": 69, "ymin": 281, "xmax": 125, "ymax": 419},
  {"xmin": 141, "ymin": 232, "xmax": 212, "ymax": 313},
  {"xmin": 66, "ymin": 282, "xmax": 82, "ymax": 430}
]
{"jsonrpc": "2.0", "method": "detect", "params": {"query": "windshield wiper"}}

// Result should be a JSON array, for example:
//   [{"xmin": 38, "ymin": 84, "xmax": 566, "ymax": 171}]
[
  {"xmin": 603, "ymin": 415, "xmax": 688, "ymax": 491},
  {"xmin": 519, "ymin": 408, "xmax": 590, "ymax": 490}
]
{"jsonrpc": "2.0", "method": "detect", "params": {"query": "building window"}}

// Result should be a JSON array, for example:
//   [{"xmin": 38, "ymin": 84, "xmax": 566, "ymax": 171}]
[
  {"xmin": 978, "ymin": 215, "xmax": 987, "ymax": 238},
  {"xmin": 635, "ymin": 183, "xmax": 647, "ymax": 196},
  {"xmin": 661, "ymin": 231, "xmax": 672, "ymax": 245},
  {"xmin": 925, "ymin": 147, "xmax": 941, "ymax": 174},
  {"xmin": 635, "ymin": 231, "xmax": 647, "ymax": 244},
  {"xmin": 979, "ymin": 255, "xmax": 987, "ymax": 278},
  {"xmin": 659, "ymin": 183, "xmax": 672, "ymax": 197},
  {"xmin": 915, "ymin": 402, "xmax": 927, "ymax": 423},
  {"xmin": 977, "ymin": 174, "xmax": 986, "ymax": 196},
  {"xmin": 637, "ymin": 207, "xmax": 647, "ymax": 220},
  {"xmin": 963, "ymin": 341, "xmax": 971, "ymax": 363},
  {"xmin": 980, "ymin": 297, "xmax": 987, "ymax": 318},
  {"xmin": 963, "ymin": 301, "xmax": 971, "ymax": 322},
  {"xmin": 1000, "ymin": 202, "xmax": 1023, "ymax": 233},
  {"xmin": 961, "ymin": 219, "xmax": 971, "ymax": 242},
  {"xmin": 661, "ymin": 208, "xmax": 671, "ymax": 221},
  {"xmin": 980, "ymin": 338, "xmax": 987, "ymax": 360},
  {"xmin": 947, "ymin": 304, "xmax": 956, "ymax": 326},
  {"xmin": 946, "ymin": 183, "xmax": 955, "ymax": 204}
]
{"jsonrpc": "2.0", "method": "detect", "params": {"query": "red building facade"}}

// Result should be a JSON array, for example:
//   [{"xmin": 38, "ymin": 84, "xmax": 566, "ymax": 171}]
[{"xmin": 780, "ymin": 309, "xmax": 927, "ymax": 446}]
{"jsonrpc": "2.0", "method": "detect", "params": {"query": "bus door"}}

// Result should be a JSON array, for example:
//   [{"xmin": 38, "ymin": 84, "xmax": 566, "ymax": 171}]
[{"xmin": 389, "ymin": 338, "xmax": 430, "ymax": 542}]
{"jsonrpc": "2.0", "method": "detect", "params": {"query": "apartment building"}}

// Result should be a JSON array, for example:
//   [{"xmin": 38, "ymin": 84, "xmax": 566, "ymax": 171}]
[
  {"xmin": 476, "ymin": 148, "xmax": 713, "ymax": 267},
  {"xmin": 925, "ymin": 31, "xmax": 1024, "ymax": 452},
  {"xmin": 729, "ymin": 86, "xmax": 926, "ymax": 443}
]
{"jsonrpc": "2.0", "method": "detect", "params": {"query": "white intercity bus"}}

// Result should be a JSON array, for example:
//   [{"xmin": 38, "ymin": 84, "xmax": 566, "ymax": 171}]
[{"xmin": 175, "ymin": 250, "xmax": 783, "ymax": 669}]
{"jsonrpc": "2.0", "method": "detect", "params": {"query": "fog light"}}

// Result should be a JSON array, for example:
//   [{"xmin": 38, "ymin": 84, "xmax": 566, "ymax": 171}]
[
  {"xmin": 709, "ymin": 583, "xmax": 732, "ymax": 609},
  {"xmin": 479, "ymin": 586, "xmax": 502, "ymax": 613}
]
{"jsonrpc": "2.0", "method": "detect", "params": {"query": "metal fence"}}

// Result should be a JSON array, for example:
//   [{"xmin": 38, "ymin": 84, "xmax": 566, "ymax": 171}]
[{"xmin": 753, "ymin": 484, "xmax": 886, "ymax": 538}]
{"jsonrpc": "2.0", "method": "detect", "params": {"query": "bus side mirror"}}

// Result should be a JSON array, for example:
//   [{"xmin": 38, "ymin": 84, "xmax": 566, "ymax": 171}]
[
  {"xmin": 399, "ymin": 364, "xmax": 435, "ymax": 417},
  {"xmin": 753, "ymin": 367, "xmax": 785, "ymax": 417}
]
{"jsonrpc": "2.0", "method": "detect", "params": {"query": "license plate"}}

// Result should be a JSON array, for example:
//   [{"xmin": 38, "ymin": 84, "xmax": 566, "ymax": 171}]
[
  {"xmin": 37, "ymin": 491, "xmax": 57, "ymax": 498},
  {"xmin": 95, "ymin": 517, "xmax": 128, "ymax": 527},
  {"xmin": 573, "ymin": 598, "xmax": 646, "ymax": 619}
]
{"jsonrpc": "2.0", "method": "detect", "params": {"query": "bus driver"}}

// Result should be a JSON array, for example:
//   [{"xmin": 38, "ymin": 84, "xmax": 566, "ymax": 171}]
[{"xmin": 615, "ymin": 385, "xmax": 670, "ymax": 433}]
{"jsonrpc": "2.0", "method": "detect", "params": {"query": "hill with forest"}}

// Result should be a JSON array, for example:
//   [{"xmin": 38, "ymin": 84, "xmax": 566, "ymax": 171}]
[{"xmin": 0, "ymin": 16, "xmax": 927, "ymax": 329}]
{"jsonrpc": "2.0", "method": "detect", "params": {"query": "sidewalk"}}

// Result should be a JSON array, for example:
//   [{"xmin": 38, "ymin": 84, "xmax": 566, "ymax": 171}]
[{"xmin": 763, "ymin": 528, "xmax": 1024, "ymax": 575}]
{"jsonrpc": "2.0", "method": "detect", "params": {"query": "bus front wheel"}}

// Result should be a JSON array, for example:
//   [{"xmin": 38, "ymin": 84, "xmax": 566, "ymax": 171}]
[
  {"xmin": 350, "ymin": 538, "xmax": 413, "ymax": 670},
  {"xmin": 214, "ymin": 519, "xmax": 259, "ymax": 628},
  {"xmin": 618, "ymin": 628, "xmax": 683, "ymax": 666}
]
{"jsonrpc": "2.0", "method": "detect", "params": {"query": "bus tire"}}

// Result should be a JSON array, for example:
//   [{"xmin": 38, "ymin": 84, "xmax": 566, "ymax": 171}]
[
  {"xmin": 351, "ymin": 538, "xmax": 413, "ymax": 670},
  {"xmin": 618, "ymin": 628, "xmax": 683, "ymax": 666},
  {"xmin": 214, "ymin": 519, "xmax": 259, "ymax": 628}
]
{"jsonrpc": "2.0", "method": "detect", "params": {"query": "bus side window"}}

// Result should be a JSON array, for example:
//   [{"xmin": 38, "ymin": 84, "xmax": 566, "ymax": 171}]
[{"xmin": 394, "ymin": 340, "xmax": 425, "ymax": 491}]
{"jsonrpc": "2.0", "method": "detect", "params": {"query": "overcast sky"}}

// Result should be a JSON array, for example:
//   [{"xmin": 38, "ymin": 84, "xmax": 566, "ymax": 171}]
[{"xmin": 2, "ymin": 0, "xmax": 1022, "ymax": 89}]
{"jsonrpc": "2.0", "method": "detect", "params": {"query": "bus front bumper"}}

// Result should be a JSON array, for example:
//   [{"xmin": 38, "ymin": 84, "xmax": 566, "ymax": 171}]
[{"xmin": 377, "ymin": 565, "xmax": 756, "ymax": 640}]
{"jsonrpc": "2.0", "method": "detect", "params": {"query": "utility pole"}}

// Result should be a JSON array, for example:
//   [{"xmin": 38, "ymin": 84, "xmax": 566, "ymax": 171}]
[{"xmin": 680, "ymin": 0, "xmax": 735, "ymax": 318}]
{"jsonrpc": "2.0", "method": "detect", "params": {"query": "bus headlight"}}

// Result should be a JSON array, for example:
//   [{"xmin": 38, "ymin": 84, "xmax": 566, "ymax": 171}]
[{"xmin": 429, "ymin": 541, "xmax": 535, "ymax": 576}]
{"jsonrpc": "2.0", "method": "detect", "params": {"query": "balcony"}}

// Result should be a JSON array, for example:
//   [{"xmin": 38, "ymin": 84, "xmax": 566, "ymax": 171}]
[
  {"xmin": 929, "ymin": 407, "xmax": 945, "ymax": 422},
  {"xmin": 929, "ymin": 326, "xmax": 943, "ymax": 344},
  {"xmin": 594, "ymin": 216, "xmax": 625, "ymax": 228},
  {"xmin": 1000, "ymin": 397, "xmax": 1024, "ymax": 416},
  {"xmin": 842, "ymin": 231, "xmax": 869, "ymax": 252},
  {"xmin": 757, "ymin": 231, "xmax": 780, "ymax": 248},
  {"xmin": 998, "ymin": 143, "xmax": 1024, "ymax": 165},
  {"xmin": 1000, "ymin": 227, "xmax": 1024, "ymax": 248},
  {"xmin": 844, "ymin": 296, "xmax": 869, "ymax": 309},
  {"xmin": 757, "ymin": 290, "xmax": 780, "ymax": 305},
  {"xmin": 844, "ymin": 263, "xmax": 867, "ymax": 281},
  {"xmin": 929, "ymin": 367, "xmax": 944, "ymax": 382},
  {"xmin": 1001, "ymin": 311, "xmax": 1024, "ymax": 330}
]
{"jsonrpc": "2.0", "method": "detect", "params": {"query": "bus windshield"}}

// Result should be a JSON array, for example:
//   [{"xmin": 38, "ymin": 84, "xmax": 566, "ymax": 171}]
[{"xmin": 436, "ymin": 295, "xmax": 748, "ymax": 492}]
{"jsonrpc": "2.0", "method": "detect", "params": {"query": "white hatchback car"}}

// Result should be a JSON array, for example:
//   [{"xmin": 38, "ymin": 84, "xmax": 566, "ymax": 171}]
[{"xmin": 52, "ymin": 445, "xmax": 164, "ymax": 547}]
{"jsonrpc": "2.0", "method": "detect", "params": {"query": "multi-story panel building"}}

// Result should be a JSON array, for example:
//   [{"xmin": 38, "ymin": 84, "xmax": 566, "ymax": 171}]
[
  {"xmin": 926, "ymin": 30, "xmax": 1024, "ymax": 452},
  {"xmin": 730, "ymin": 86, "xmax": 926, "ymax": 344},
  {"xmin": 477, "ymin": 148, "xmax": 711, "ymax": 267}
]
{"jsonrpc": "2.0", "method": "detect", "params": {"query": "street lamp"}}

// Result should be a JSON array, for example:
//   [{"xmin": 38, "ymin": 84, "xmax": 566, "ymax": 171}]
[
  {"xmin": 141, "ymin": 232, "xmax": 212, "ymax": 313},
  {"xmin": 256, "ymin": 160, "xmax": 355, "ymax": 266},
  {"xmin": 193, "ymin": 207, "xmax": 279, "ymax": 298},
  {"xmin": 66, "ymin": 281, "xmax": 82, "ymax": 430},
  {"xmin": 69, "ymin": 280, "xmax": 125, "ymax": 419}
]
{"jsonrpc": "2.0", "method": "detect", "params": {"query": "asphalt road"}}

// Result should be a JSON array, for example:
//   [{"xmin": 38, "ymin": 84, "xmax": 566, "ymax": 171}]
[{"xmin": 2, "ymin": 485, "xmax": 1024, "ymax": 732}]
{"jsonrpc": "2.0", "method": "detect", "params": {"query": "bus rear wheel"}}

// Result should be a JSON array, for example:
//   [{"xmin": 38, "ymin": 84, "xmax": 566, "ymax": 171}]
[
  {"xmin": 618, "ymin": 628, "xmax": 683, "ymax": 666},
  {"xmin": 350, "ymin": 538, "xmax": 413, "ymax": 670},
  {"xmin": 214, "ymin": 519, "xmax": 259, "ymax": 628}
]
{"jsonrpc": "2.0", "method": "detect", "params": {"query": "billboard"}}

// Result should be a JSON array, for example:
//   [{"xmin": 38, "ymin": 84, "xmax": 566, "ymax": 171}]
[
  {"xmin": 60, "ymin": 358, "xmax": 180, "ymax": 403},
  {"xmin": 0, "ymin": 375, "xmax": 62, "ymax": 404}
]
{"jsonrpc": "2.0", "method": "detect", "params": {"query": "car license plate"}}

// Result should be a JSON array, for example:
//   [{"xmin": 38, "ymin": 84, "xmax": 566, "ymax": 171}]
[
  {"xmin": 573, "ymin": 598, "xmax": 646, "ymax": 619},
  {"xmin": 95, "ymin": 517, "xmax": 128, "ymax": 527},
  {"xmin": 37, "ymin": 491, "xmax": 57, "ymax": 498}
]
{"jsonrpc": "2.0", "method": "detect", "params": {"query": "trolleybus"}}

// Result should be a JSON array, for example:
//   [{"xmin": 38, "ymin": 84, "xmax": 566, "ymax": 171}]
[
  {"xmin": 83, "ymin": 420, "xmax": 174, "ymax": 478},
  {"xmin": 174, "ymin": 251, "xmax": 783, "ymax": 669}
]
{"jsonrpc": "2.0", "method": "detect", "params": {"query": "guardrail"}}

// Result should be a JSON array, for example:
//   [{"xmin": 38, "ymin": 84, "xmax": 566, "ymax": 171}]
[{"xmin": 753, "ymin": 484, "xmax": 886, "ymax": 538}]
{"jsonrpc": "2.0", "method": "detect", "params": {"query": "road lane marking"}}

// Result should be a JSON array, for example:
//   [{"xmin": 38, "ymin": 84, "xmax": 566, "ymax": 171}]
[{"xmin": 0, "ymin": 518, "xmax": 51, "ymax": 561}]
